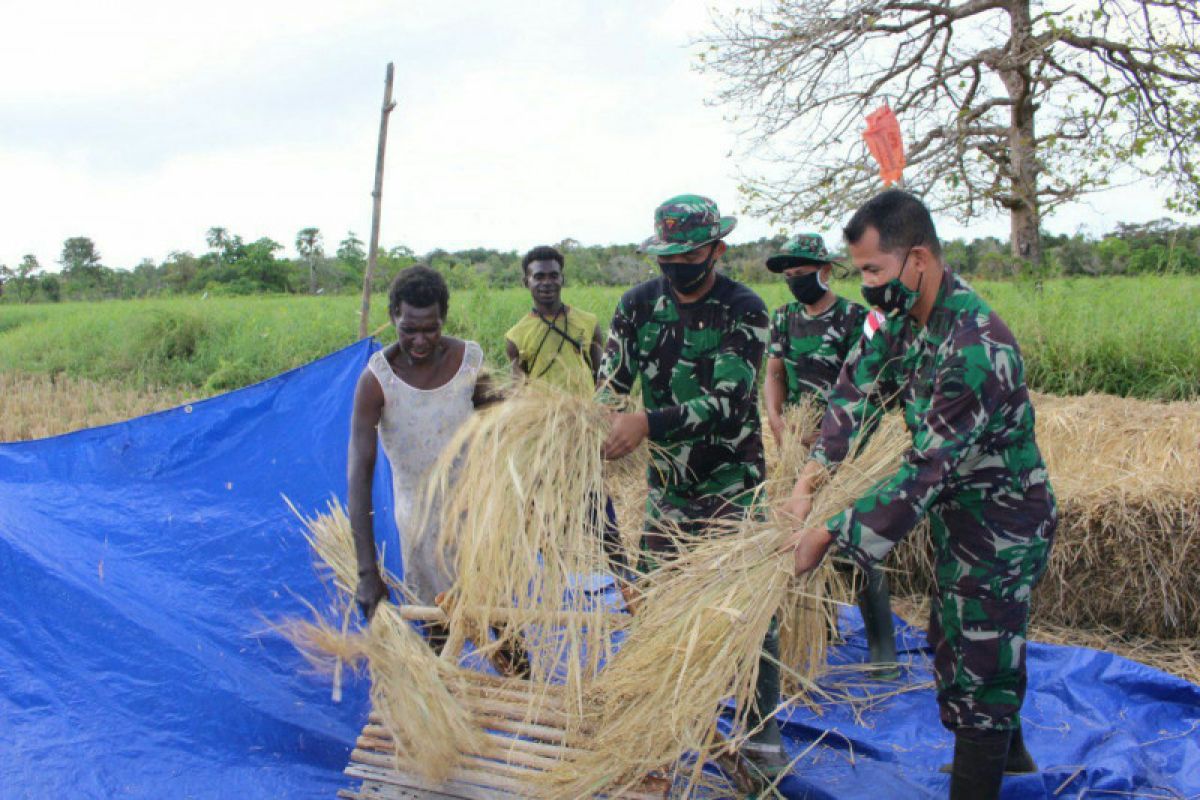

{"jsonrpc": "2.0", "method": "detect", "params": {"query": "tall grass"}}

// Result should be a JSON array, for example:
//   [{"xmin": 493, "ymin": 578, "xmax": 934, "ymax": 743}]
[{"xmin": 0, "ymin": 275, "xmax": 1196, "ymax": 400}]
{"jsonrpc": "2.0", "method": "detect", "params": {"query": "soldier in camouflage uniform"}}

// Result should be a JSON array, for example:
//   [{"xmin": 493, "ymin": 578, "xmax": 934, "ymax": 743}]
[
  {"xmin": 599, "ymin": 194, "xmax": 789, "ymax": 776},
  {"xmin": 784, "ymin": 191, "xmax": 1056, "ymax": 800},
  {"xmin": 764, "ymin": 233, "xmax": 867, "ymax": 444},
  {"xmin": 762, "ymin": 234, "xmax": 899, "ymax": 679}
]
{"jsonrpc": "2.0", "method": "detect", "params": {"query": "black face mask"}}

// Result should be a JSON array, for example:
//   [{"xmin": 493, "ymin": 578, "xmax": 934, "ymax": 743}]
[
  {"xmin": 786, "ymin": 271, "xmax": 828, "ymax": 305},
  {"xmin": 860, "ymin": 248, "xmax": 921, "ymax": 316},
  {"xmin": 658, "ymin": 246, "xmax": 716, "ymax": 294}
]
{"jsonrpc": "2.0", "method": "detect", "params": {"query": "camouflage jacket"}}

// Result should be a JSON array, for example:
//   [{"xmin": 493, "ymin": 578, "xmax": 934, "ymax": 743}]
[
  {"xmin": 598, "ymin": 274, "xmax": 769, "ymax": 532},
  {"xmin": 767, "ymin": 295, "xmax": 867, "ymax": 407},
  {"xmin": 810, "ymin": 269, "xmax": 1054, "ymax": 568}
]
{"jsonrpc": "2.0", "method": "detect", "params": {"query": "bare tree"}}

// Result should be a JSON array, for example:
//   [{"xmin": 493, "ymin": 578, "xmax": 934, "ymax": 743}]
[
  {"xmin": 701, "ymin": 0, "xmax": 1200, "ymax": 267},
  {"xmin": 295, "ymin": 227, "xmax": 323, "ymax": 294}
]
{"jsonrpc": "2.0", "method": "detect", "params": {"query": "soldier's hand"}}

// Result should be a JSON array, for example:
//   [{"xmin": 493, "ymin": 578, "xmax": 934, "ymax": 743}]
[
  {"xmin": 768, "ymin": 416, "xmax": 786, "ymax": 446},
  {"xmin": 780, "ymin": 526, "xmax": 834, "ymax": 576},
  {"xmin": 783, "ymin": 483, "xmax": 814, "ymax": 525},
  {"xmin": 356, "ymin": 568, "xmax": 389, "ymax": 621},
  {"xmin": 603, "ymin": 412, "xmax": 649, "ymax": 460}
]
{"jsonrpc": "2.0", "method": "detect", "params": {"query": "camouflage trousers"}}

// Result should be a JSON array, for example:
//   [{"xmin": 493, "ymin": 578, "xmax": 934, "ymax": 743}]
[{"xmin": 925, "ymin": 481, "xmax": 1056, "ymax": 732}]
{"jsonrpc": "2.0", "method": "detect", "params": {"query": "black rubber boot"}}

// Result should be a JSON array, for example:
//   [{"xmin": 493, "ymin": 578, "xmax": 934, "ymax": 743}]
[
  {"xmin": 949, "ymin": 728, "xmax": 1011, "ymax": 800},
  {"xmin": 743, "ymin": 618, "xmax": 789, "ymax": 778},
  {"xmin": 857, "ymin": 567, "xmax": 899, "ymax": 679},
  {"xmin": 1005, "ymin": 723, "xmax": 1038, "ymax": 774},
  {"xmin": 939, "ymin": 720, "xmax": 1038, "ymax": 776}
]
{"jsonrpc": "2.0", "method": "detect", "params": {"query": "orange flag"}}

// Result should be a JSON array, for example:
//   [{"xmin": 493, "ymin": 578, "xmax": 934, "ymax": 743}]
[{"xmin": 862, "ymin": 105, "xmax": 905, "ymax": 185}]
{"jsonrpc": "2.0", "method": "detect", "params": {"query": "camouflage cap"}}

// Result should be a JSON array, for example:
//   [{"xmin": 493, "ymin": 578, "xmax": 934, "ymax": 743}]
[
  {"xmin": 765, "ymin": 232, "xmax": 840, "ymax": 272},
  {"xmin": 639, "ymin": 194, "xmax": 737, "ymax": 256}
]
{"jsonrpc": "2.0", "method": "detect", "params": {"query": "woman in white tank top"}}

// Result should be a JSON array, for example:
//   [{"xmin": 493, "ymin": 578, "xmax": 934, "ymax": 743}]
[{"xmin": 347, "ymin": 266, "xmax": 492, "ymax": 616}]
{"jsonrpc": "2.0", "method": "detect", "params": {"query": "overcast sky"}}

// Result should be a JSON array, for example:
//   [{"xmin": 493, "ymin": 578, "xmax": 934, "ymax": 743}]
[{"xmin": 1, "ymin": 0, "xmax": 1191, "ymax": 270}]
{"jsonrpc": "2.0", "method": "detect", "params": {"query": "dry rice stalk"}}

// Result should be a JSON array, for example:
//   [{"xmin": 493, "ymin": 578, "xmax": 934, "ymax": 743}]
[
  {"xmin": 365, "ymin": 602, "xmax": 487, "ymax": 783},
  {"xmin": 416, "ymin": 383, "xmax": 643, "ymax": 701},
  {"xmin": 776, "ymin": 562, "xmax": 848, "ymax": 698},
  {"xmin": 0, "ymin": 372, "xmax": 191, "ymax": 442},
  {"xmin": 765, "ymin": 397, "xmax": 853, "ymax": 693},
  {"xmin": 538, "ymin": 414, "xmax": 912, "ymax": 798},
  {"xmin": 280, "ymin": 502, "xmax": 487, "ymax": 784},
  {"xmin": 763, "ymin": 397, "xmax": 824, "ymax": 504}
]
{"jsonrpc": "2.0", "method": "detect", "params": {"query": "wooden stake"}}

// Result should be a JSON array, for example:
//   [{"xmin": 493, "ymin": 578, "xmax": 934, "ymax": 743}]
[{"xmin": 358, "ymin": 62, "xmax": 397, "ymax": 340}]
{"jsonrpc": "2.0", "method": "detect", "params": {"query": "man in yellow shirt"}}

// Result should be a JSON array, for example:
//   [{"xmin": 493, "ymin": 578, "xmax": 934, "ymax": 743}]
[{"xmin": 505, "ymin": 245, "xmax": 603, "ymax": 395}]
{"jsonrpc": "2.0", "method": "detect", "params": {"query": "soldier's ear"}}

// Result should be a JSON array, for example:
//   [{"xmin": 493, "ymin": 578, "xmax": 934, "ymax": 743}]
[{"xmin": 912, "ymin": 245, "xmax": 937, "ymax": 275}]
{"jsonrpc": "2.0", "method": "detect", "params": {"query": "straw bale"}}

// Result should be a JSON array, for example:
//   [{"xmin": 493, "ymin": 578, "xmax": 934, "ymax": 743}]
[
  {"xmin": 887, "ymin": 393, "xmax": 1200, "ymax": 638},
  {"xmin": 892, "ymin": 594, "xmax": 1200, "ymax": 687}
]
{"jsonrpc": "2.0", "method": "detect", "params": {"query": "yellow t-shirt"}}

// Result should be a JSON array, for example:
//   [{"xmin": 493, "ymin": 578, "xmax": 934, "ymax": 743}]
[{"xmin": 505, "ymin": 305, "xmax": 598, "ymax": 396}]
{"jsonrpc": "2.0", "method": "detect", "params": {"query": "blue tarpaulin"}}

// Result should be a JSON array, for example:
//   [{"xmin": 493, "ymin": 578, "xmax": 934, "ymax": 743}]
[{"xmin": 2, "ymin": 340, "xmax": 1197, "ymax": 799}]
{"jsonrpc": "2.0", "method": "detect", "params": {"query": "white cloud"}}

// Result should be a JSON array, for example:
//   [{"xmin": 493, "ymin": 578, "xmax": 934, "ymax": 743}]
[{"xmin": 0, "ymin": 0, "xmax": 1191, "ymax": 270}]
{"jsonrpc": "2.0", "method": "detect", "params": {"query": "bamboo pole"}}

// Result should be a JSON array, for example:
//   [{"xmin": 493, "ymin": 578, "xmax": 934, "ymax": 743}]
[
  {"xmin": 358, "ymin": 62, "xmax": 397, "ymax": 340},
  {"xmin": 395, "ymin": 603, "xmax": 627, "ymax": 627}
]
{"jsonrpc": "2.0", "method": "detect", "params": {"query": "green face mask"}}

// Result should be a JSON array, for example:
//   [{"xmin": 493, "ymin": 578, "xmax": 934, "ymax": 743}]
[{"xmin": 860, "ymin": 248, "xmax": 921, "ymax": 316}]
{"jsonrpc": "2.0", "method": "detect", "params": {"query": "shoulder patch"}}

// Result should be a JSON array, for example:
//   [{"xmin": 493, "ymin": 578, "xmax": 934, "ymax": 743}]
[{"xmin": 863, "ymin": 309, "xmax": 886, "ymax": 340}]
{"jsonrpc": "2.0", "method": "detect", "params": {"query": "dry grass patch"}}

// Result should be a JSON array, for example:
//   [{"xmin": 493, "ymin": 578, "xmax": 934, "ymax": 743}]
[{"xmin": 0, "ymin": 372, "xmax": 190, "ymax": 442}]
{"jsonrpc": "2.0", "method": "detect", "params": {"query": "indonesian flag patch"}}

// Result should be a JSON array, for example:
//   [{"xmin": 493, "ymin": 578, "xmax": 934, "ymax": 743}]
[{"xmin": 863, "ymin": 309, "xmax": 886, "ymax": 340}]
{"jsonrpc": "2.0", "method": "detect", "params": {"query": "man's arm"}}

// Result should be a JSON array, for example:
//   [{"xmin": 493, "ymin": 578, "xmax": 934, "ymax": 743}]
[
  {"xmin": 785, "ymin": 316, "xmax": 891, "ymax": 525},
  {"xmin": 765, "ymin": 357, "xmax": 788, "ymax": 445},
  {"xmin": 589, "ymin": 323, "xmax": 604, "ymax": 383},
  {"xmin": 642, "ymin": 307, "xmax": 769, "ymax": 444},
  {"xmin": 505, "ymin": 338, "xmax": 525, "ymax": 378},
  {"xmin": 807, "ymin": 315, "xmax": 892, "ymax": 471},
  {"xmin": 823, "ymin": 334, "xmax": 1016, "ymax": 570},
  {"xmin": 764, "ymin": 308, "xmax": 788, "ymax": 444},
  {"xmin": 598, "ymin": 298, "xmax": 647, "ymax": 460},
  {"xmin": 348, "ymin": 368, "xmax": 388, "ymax": 619}
]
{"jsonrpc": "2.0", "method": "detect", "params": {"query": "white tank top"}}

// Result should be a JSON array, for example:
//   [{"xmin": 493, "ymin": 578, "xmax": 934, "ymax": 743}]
[{"xmin": 368, "ymin": 340, "xmax": 482, "ymax": 604}]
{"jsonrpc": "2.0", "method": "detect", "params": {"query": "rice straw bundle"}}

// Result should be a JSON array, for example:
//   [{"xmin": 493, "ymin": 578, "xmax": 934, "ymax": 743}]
[
  {"xmin": 416, "ymin": 382, "xmax": 642, "ymax": 699},
  {"xmin": 763, "ymin": 396, "xmax": 825, "ymax": 504},
  {"xmin": 764, "ymin": 397, "xmax": 854, "ymax": 693},
  {"xmin": 281, "ymin": 501, "xmax": 484, "ymax": 783},
  {"xmin": 365, "ymin": 602, "xmax": 487, "ymax": 783},
  {"xmin": 537, "ymin": 414, "xmax": 912, "ymax": 798},
  {"xmin": 888, "ymin": 392, "xmax": 1200, "ymax": 638}
]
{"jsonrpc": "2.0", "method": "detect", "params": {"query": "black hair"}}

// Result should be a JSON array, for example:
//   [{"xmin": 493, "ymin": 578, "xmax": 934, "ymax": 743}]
[
  {"xmin": 521, "ymin": 245, "xmax": 565, "ymax": 275},
  {"xmin": 843, "ymin": 189, "xmax": 942, "ymax": 258},
  {"xmin": 388, "ymin": 264, "xmax": 449, "ymax": 319}
]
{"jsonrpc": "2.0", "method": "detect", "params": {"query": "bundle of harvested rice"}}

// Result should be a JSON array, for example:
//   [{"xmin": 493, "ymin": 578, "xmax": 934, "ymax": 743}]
[
  {"xmin": 282, "ymin": 502, "xmax": 484, "ymax": 783},
  {"xmin": 764, "ymin": 397, "xmax": 853, "ymax": 694},
  {"xmin": 888, "ymin": 392, "xmax": 1200, "ymax": 638},
  {"xmin": 763, "ymin": 396, "xmax": 825, "ymax": 504},
  {"xmin": 365, "ymin": 602, "xmax": 487, "ymax": 783},
  {"xmin": 416, "ymin": 382, "xmax": 645, "ymax": 699},
  {"xmin": 538, "ymin": 415, "xmax": 912, "ymax": 798}
]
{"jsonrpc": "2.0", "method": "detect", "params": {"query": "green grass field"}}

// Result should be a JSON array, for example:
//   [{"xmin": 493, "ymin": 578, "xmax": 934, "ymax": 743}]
[{"xmin": 0, "ymin": 275, "xmax": 1196, "ymax": 400}]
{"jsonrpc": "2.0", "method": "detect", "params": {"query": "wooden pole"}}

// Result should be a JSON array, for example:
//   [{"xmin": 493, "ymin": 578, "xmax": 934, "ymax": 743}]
[{"xmin": 358, "ymin": 62, "xmax": 397, "ymax": 340}]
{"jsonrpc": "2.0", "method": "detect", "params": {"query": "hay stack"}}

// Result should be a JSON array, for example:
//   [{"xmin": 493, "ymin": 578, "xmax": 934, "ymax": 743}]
[
  {"xmin": 887, "ymin": 392, "xmax": 1200, "ymax": 638},
  {"xmin": 538, "ymin": 415, "xmax": 912, "ymax": 798}
]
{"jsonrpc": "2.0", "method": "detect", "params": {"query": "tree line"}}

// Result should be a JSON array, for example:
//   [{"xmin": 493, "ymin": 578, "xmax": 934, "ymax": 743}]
[{"xmin": 2, "ymin": 219, "xmax": 1199, "ymax": 303}]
